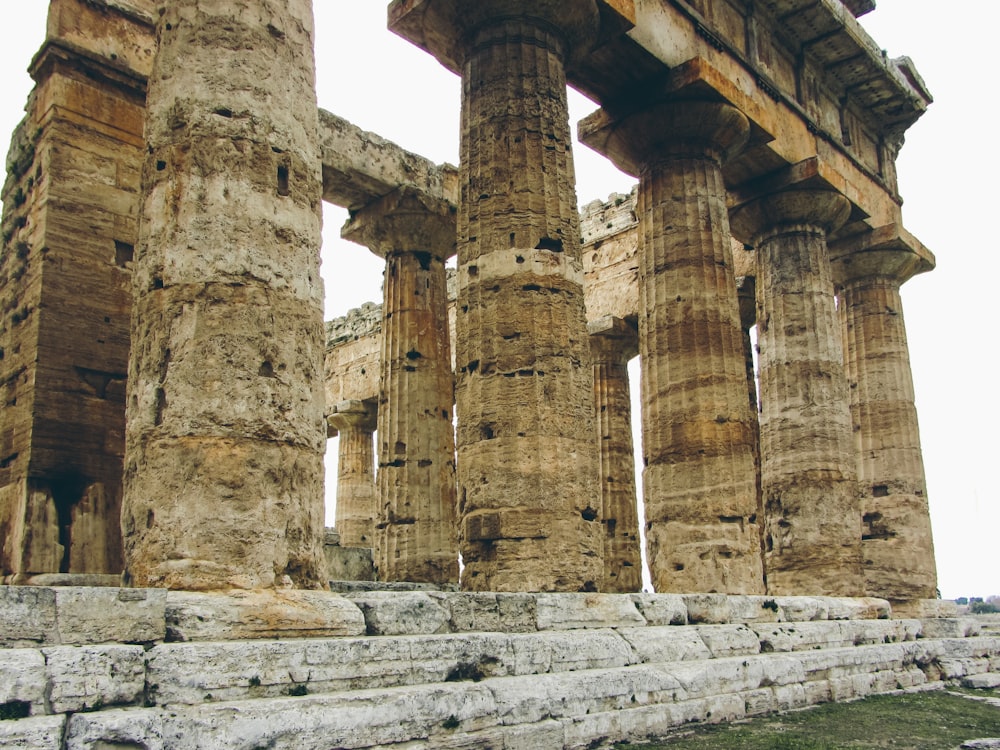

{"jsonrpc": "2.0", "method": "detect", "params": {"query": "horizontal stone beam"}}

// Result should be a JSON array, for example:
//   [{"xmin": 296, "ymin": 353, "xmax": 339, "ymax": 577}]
[{"xmin": 318, "ymin": 109, "xmax": 458, "ymax": 212}]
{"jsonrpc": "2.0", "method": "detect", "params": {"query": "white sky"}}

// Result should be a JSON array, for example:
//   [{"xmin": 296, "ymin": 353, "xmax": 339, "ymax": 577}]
[{"xmin": 1, "ymin": 2, "xmax": 995, "ymax": 599}]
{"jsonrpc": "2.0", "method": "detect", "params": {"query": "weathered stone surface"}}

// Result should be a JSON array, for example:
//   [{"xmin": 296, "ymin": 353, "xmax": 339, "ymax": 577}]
[
  {"xmin": 327, "ymin": 401, "xmax": 377, "ymax": 550},
  {"xmin": 348, "ymin": 592, "xmax": 450, "ymax": 636},
  {"xmin": 617, "ymin": 626, "xmax": 711, "ymax": 663},
  {"xmin": 695, "ymin": 624, "xmax": 762, "ymax": 658},
  {"xmin": 773, "ymin": 596, "xmax": 830, "ymax": 622},
  {"xmin": 43, "ymin": 645, "xmax": 145, "ymax": 713},
  {"xmin": 0, "ymin": 649, "xmax": 46, "ymax": 716},
  {"xmin": 683, "ymin": 594, "xmax": 733, "ymax": 624},
  {"xmin": 65, "ymin": 709, "xmax": 165, "ymax": 750},
  {"xmin": 325, "ymin": 544, "xmax": 376, "ymax": 583},
  {"xmin": 535, "ymin": 593, "xmax": 646, "ymax": 631},
  {"xmin": 581, "ymin": 99, "xmax": 763, "ymax": 597},
  {"xmin": 962, "ymin": 673, "xmax": 1000, "ymax": 689},
  {"xmin": 833, "ymin": 237, "xmax": 937, "ymax": 603},
  {"xmin": 397, "ymin": 2, "xmax": 606, "ymax": 592},
  {"xmin": 429, "ymin": 592, "xmax": 538, "ymax": 634},
  {"xmin": 0, "ymin": 587, "xmax": 58, "ymax": 646},
  {"xmin": 589, "ymin": 316, "xmax": 642, "ymax": 593},
  {"xmin": 730, "ymin": 188, "xmax": 862, "ymax": 596},
  {"xmin": 54, "ymin": 586, "xmax": 166, "ymax": 645},
  {"xmin": 920, "ymin": 618, "xmax": 982, "ymax": 639},
  {"xmin": 892, "ymin": 599, "xmax": 957, "ymax": 619},
  {"xmin": 165, "ymin": 590, "xmax": 366, "ymax": 641},
  {"xmin": 0, "ymin": 715, "xmax": 66, "ymax": 749},
  {"xmin": 122, "ymin": 0, "xmax": 327, "ymax": 590},
  {"xmin": 343, "ymin": 187, "xmax": 460, "ymax": 585},
  {"xmin": 630, "ymin": 594, "xmax": 688, "ymax": 626}
]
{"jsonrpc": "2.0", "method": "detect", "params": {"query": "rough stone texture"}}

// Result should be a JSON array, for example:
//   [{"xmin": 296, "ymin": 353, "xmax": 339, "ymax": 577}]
[
  {"xmin": 324, "ymin": 529, "xmax": 376, "ymax": 583},
  {"xmin": 0, "ymin": 0, "xmax": 152, "ymax": 579},
  {"xmin": 348, "ymin": 591, "xmax": 451, "ymax": 636},
  {"xmin": 581, "ymin": 100, "xmax": 764, "ymax": 596},
  {"xmin": 589, "ymin": 316, "xmax": 642, "ymax": 593},
  {"xmin": 164, "ymin": 590, "xmax": 366, "ymax": 641},
  {"xmin": 0, "ymin": 649, "xmax": 46, "ymax": 715},
  {"xmin": 535, "ymin": 593, "xmax": 647, "ymax": 631},
  {"xmin": 391, "ymin": 2, "xmax": 606, "ymax": 592},
  {"xmin": 327, "ymin": 401, "xmax": 377, "ymax": 549},
  {"xmin": 0, "ymin": 715, "xmax": 66, "ymax": 749},
  {"xmin": 324, "ymin": 303, "xmax": 382, "ymax": 405},
  {"xmin": 65, "ymin": 709, "xmax": 165, "ymax": 750},
  {"xmin": 43, "ymin": 645, "xmax": 146, "ymax": 714},
  {"xmin": 343, "ymin": 187, "xmax": 460, "ymax": 585},
  {"xmin": 122, "ymin": 0, "xmax": 327, "ymax": 590},
  {"xmin": 731, "ymin": 189, "xmax": 863, "ymax": 596},
  {"xmin": 834, "ymin": 238, "xmax": 937, "ymax": 603}
]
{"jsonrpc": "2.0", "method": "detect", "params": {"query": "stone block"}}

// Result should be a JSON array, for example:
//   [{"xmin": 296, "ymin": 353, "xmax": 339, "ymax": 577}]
[
  {"xmin": 165, "ymin": 590, "xmax": 365, "ymax": 641},
  {"xmin": 535, "ymin": 594, "xmax": 645, "ymax": 631},
  {"xmin": 920, "ymin": 618, "xmax": 982, "ymax": 639},
  {"xmin": 773, "ymin": 596, "xmax": 829, "ymax": 621},
  {"xmin": 0, "ymin": 587, "xmax": 57, "ymax": 647},
  {"xmin": 821, "ymin": 596, "xmax": 890, "ymax": 620},
  {"xmin": 617, "ymin": 626, "xmax": 711, "ymax": 664},
  {"xmin": 42, "ymin": 645, "xmax": 146, "ymax": 713},
  {"xmin": 695, "ymin": 624, "xmax": 761, "ymax": 658},
  {"xmin": 427, "ymin": 592, "xmax": 537, "ymax": 633},
  {"xmin": 348, "ymin": 592, "xmax": 450, "ymax": 635},
  {"xmin": 507, "ymin": 630, "xmax": 632, "ymax": 676},
  {"xmin": 65, "ymin": 709, "xmax": 165, "ymax": 750},
  {"xmin": 0, "ymin": 650, "xmax": 46, "ymax": 716},
  {"xmin": 630, "ymin": 594, "xmax": 687, "ymax": 625},
  {"xmin": 962, "ymin": 672, "xmax": 1000, "ymax": 690},
  {"xmin": 0, "ymin": 715, "xmax": 66, "ymax": 749},
  {"xmin": 753, "ymin": 621, "xmax": 847, "ymax": 653},
  {"xmin": 325, "ymin": 545, "xmax": 375, "ymax": 582},
  {"xmin": 54, "ymin": 587, "xmax": 167, "ymax": 645},
  {"xmin": 682, "ymin": 594, "xmax": 732, "ymax": 624},
  {"xmin": 728, "ymin": 596, "xmax": 783, "ymax": 624},
  {"xmin": 891, "ymin": 599, "xmax": 958, "ymax": 619}
]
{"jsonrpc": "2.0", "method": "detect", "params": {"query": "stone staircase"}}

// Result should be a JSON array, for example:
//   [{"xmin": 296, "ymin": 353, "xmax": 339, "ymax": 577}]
[{"xmin": 1, "ymin": 586, "xmax": 998, "ymax": 748}]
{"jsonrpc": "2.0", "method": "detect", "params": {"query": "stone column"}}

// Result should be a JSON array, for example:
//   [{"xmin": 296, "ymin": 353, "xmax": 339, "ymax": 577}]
[
  {"xmin": 342, "ymin": 187, "xmax": 460, "ymax": 584},
  {"xmin": 122, "ymin": 0, "xmax": 327, "ymax": 590},
  {"xmin": 580, "ymin": 101, "xmax": 764, "ymax": 594},
  {"xmin": 589, "ymin": 316, "xmax": 642, "ymax": 593},
  {"xmin": 327, "ymin": 400, "xmax": 377, "ymax": 549},
  {"xmin": 731, "ymin": 190, "xmax": 863, "ymax": 596},
  {"xmin": 391, "ymin": 1, "xmax": 609, "ymax": 591},
  {"xmin": 834, "ymin": 241, "xmax": 937, "ymax": 602}
]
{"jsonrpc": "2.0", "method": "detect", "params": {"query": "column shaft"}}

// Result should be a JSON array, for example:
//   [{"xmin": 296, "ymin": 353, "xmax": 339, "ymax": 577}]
[
  {"xmin": 840, "ymin": 276, "xmax": 937, "ymax": 600},
  {"xmin": 456, "ymin": 18, "xmax": 601, "ymax": 591},
  {"xmin": 638, "ymin": 151, "xmax": 763, "ymax": 594},
  {"xmin": 328, "ymin": 404, "xmax": 377, "ymax": 549},
  {"xmin": 377, "ymin": 247, "xmax": 459, "ymax": 584},
  {"xmin": 591, "ymin": 322, "xmax": 641, "ymax": 593},
  {"xmin": 122, "ymin": 0, "xmax": 327, "ymax": 590},
  {"xmin": 751, "ymin": 210, "xmax": 862, "ymax": 595}
]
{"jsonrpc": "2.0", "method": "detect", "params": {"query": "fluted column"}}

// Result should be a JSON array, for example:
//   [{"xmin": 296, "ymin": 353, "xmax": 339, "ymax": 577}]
[
  {"xmin": 834, "ymin": 243, "xmax": 937, "ymax": 602},
  {"xmin": 580, "ymin": 100, "xmax": 763, "ymax": 594},
  {"xmin": 327, "ymin": 400, "xmax": 377, "ymax": 549},
  {"xmin": 392, "ymin": 1, "xmax": 610, "ymax": 591},
  {"xmin": 122, "ymin": 0, "xmax": 327, "ymax": 590},
  {"xmin": 731, "ymin": 190, "xmax": 862, "ymax": 596},
  {"xmin": 589, "ymin": 316, "xmax": 641, "ymax": 593},
  {"xmin": 342, "ymin": 187, "xmax": 459, "ymax": 584}
]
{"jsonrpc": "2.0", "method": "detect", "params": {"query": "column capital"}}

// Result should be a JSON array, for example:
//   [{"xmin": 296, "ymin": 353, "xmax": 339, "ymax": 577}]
[
  {"xmin": 588, "ymin": 315, "xmax": 639, "ymax": 362},
  {"xmin": 579, "ymin": 100, "xmax": 751, "ymax": 177},
  {"xmin": 730, "ymin": 188, "xmax": 851, "ymax": 245},
  {"xmin": 326, "ymin": 399, "xmax": 377, "ymax": 437},
  {"xmin": 341, "ymin": 185, "xmax": 457, "ymax": 260},
  {"xmin": 389, "ymin": 0, "xmax": 634, "ymax": 73},
  {"xmin": 829, "ymin": 224, "xmax": 935, "ymax": 287}
]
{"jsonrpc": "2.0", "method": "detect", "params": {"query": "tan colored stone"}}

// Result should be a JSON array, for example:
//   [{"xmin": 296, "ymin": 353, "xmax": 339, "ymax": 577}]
[
  {"xmin": 327, "ymin": 401, "xmax": 377, "ymax": 549},
  {"xmin": 589, "ymin": 316, "xmax": 642, "ymax": 593},
  {"xmin": 731, "ymin": 188, "xmax": 863, "ymax": 597},
  {"xmin": 343, "ymin": 187, "xmax": 460, "ymax": 584},
  {"xmin": 122, "ymin": 0, "xmax": 327, "ymax": 590},
  {"xmin": 581, "ymin": 100, "xmax": 763, "ymax": 595},
  {"xmin": 391, "ymin": 1, "xmax": 609, "ymax": 592},
  {"xmin": 832, "ymin": 232, "xmax": 937, "ymax": 603}
]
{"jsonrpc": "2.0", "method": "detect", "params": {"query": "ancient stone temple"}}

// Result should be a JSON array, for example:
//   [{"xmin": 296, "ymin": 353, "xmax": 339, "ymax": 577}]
[{"xmin": 3, "ymin": 0, "xmax": 940, "ymax": 601}]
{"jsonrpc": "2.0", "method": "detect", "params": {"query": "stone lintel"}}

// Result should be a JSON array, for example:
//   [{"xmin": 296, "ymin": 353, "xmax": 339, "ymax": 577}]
[
  {"xmin": 318, "ymin": 109, "xmax": 457, "ymax": 211},
  {"xmin": 587, "ymin": 315, "xmax": 639, "ymax": 361},
  {"xmin": 388, "ymin": 0, "xmax": 636, "ymax": 76},
  {"xmin": 829, "ymin": 223, "xmax": 935, "ymax": 285},
  {"xmin": 340, "ymin": 185, "xmax": 457, "ymax": 260}
]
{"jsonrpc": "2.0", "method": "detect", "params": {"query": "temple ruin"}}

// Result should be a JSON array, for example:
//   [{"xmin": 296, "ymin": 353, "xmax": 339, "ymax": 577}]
[{"xmin": 2, "ymin": 1, "xmax": 994, "ymax": 748}]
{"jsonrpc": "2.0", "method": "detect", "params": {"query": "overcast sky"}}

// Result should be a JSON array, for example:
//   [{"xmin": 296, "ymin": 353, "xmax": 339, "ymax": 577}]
[{"xmin": 2, "ymin": 3, "xmax": 995, "ymax": 599}]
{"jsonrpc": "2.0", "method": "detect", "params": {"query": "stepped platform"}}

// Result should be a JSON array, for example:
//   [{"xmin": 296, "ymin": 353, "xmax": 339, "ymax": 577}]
[{"xmin": 1, "ymin": 586, "xmax": 998, "ymax": 748}]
